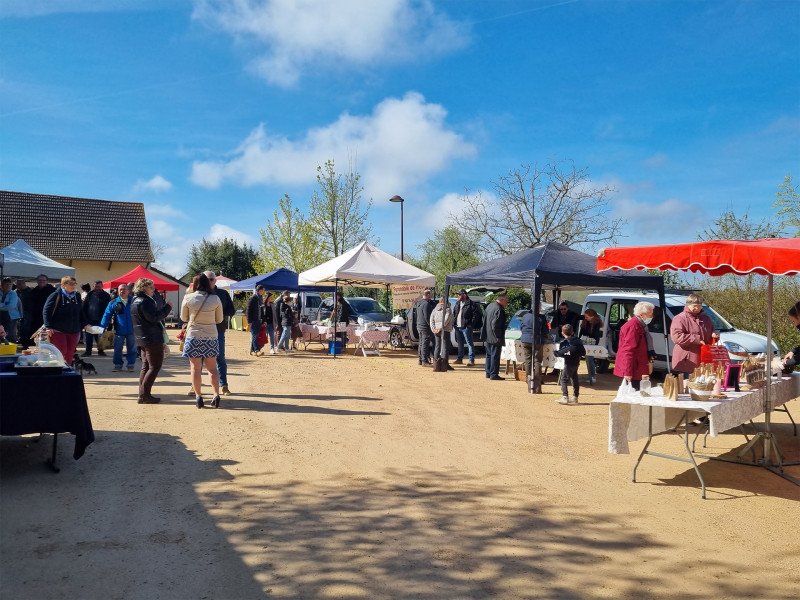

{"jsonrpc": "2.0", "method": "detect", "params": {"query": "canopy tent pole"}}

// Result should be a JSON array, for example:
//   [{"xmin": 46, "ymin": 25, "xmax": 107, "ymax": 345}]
[
  {"xmin": 332, "ymin": 278, "xmax": 338, "ymax": 359},
  {"xmin": 529, "ymin": 274, "xmax": 541, "ymax": 394}
]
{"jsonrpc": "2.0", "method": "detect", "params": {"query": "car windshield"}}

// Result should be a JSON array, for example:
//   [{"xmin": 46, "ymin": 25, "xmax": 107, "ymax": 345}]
[
  {"xmin": 666, "ymin": 304, "xmax": 735, "ymax": 332},
  {"xmin": 348, "ymin": 298, "xmax": 387, "ymax": 313}
]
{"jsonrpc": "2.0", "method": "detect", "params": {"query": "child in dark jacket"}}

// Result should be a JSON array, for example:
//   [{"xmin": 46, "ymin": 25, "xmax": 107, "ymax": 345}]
[{"xmin": 553, "ymin": 324, "xmax": 586, "ymax": 404}]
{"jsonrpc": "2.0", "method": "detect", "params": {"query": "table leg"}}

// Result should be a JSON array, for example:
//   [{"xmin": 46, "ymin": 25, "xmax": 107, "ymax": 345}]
[
  {"xmin": 48, "ymin": 433, "xmax": 60, "ymax": 473},
  {"xmin": 633, "ymin": 408, "xmax": 707, "ymax": 498}
]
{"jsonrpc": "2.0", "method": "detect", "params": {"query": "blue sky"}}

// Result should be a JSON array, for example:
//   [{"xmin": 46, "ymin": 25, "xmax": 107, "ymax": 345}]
[{"xmin": 1, "ymin": 0, "xmax": 798, "ymax": 278}]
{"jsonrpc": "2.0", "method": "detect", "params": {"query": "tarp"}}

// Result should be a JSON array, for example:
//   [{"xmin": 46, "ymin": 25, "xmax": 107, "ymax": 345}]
[
  {"xmin": 298, "ymin": 242, "xmax": 436, "ymax": 288},
  {"xmin": 596, "ymin": 237, "xmax": 800, "ymax": 481},
  {"xmin": 231, "ymin": 268, "xmax": 303, "ymax": 292},
  {"xmin": 213, "ymin": 275, "xmax": 237, "ymax": 290},
  {"xmin": 597, "ymin": 238, "xmax": 800, "ymax": 276},
  {"xmin": 0, "ymin": 239, "xmax": 75, "ymax": 279},
  {"xmin": 446, "ymin": 241, "xmax": 664, "ymax": 291},
  {"xmin": 104, "ymin": 265, "xmax": 179, "ymax": 291}
]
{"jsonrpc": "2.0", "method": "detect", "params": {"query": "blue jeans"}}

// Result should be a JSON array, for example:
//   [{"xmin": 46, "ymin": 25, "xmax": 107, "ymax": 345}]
[
  {"xmin": 266, "ymin": 323, "xmax": 275, "ymax": 350},
  {"xmin": 586, "ymin": 356, "xmax": 596, "ymax": 379},
  {"xmin": 456, "ymin": 326, "xmax": 474, "ymax": 362},
  {"xmin": 250, "ymin": 324, "xmax": 262, "ymax": 352},
  {"xmin": 278, "ymin": 325, "xmax": 291, "ymax": 351},
  {"xmin": 484, "ymin": 342, "xmax": 501, "ymax": 378},
  {"xmin": 114, "ymin": 333, "xmax": 137, "ymax": 368},
  {"xmin": 217, "ymin": 330, "xmax": 228, "ymax": 385}
]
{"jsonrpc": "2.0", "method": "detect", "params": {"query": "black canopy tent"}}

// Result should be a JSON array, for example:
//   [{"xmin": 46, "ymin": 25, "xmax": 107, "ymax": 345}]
[{"xmin": 444, "ymin": 241, "xmax": 668, "ymax": 387}]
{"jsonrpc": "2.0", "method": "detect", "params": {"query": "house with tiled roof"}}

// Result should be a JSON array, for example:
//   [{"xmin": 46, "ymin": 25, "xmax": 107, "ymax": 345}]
[{"xmin": 0, "ymin": 190, "xmax": 154, "ymax": 286}]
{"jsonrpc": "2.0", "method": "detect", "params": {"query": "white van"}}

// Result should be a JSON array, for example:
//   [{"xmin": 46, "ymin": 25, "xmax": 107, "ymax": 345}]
[
  {"xmin": 581, "ymin": 291, "xmax": 779, "ymax": 373},
  {"xmin": 290, "ymin": 293, "xmax": 323, "ymax": 322}
]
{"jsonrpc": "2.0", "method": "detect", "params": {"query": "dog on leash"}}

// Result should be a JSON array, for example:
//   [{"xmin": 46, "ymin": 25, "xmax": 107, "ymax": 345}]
[{"xmin": 72, "ymin": 354, "xmax": 97, "ymax": 376}]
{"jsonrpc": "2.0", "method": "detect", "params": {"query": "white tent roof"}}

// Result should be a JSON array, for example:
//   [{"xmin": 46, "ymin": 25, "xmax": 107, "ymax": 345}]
[
  {"xmin": 0, "ymin": 239, "xmax": 75, "ymax": 279},
  {"xmin": 298, "ymin": 242, "xmax": 436, "ymax": 288}
]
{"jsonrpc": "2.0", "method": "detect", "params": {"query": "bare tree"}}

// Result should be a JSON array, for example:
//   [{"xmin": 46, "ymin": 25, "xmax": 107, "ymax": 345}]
[{"xmin": 449, "ymin": 160, "xmax": 625, "ymax": 257}]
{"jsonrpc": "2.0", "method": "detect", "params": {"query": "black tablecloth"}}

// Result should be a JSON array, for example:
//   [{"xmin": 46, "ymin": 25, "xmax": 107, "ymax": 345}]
[{"xmin": 0, "ymin": 369, "xmax": 95, "ymax": 459}]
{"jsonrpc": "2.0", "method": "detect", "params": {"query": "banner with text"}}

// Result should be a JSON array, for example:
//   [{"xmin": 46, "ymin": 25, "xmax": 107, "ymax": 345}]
[{"xmin": 391, "ymin": 284, "xmax": 427, "ymax": 309}]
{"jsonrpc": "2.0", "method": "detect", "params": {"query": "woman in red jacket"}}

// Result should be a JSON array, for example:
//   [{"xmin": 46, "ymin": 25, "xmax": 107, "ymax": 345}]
[
  {"xmin": 670, "ymin": 294, "xmax": 715, "ymax": 377},
  {"xmin": 613, "ymin": 301, "xmax": 655, "ymax": 391}
]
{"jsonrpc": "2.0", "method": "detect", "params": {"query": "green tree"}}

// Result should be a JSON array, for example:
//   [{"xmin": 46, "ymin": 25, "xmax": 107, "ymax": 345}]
[
  {"xmin": 414, "ymin": 226, "xmax": 482, "ymax": 293},
  {"xmin": 774, "ymin": 173, "xmax": 799, "ymax": 237},
  {"xmin": 255, "ymin": 194, "xmax": 325, "ymax": 273},
  {"xmin": 308, "ymin": 158, "xmax": 375, "ymax": 257},
  {"xmin": 185, "ymin": 237, "xmax": 257, "ymax": 281},
  {"xmin": 449, "ymin": 159, "xmax": 625, "ymax": 257},
  {"xmin": 646, "ymin": 269, "xmax": 684, "ymax": 289}
]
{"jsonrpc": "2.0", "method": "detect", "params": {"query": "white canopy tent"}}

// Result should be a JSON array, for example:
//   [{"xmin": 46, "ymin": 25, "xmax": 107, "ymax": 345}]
[
  {"xmin": 0, "ymin": 239, "xmax": 75, "ymax": 279},
  {"xmin": 298, "ymin": 242, "xmax": 436, "ymax": 288}
]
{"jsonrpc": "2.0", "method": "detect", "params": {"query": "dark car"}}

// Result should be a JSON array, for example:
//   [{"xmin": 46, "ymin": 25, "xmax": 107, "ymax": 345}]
[{"xmin": 317, "ymin": 296, "xmax": 392, "ymax": 325}]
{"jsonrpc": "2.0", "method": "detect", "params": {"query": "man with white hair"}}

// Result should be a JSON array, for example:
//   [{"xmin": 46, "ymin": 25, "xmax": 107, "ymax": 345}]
[{"xmin": 613, "ymin": 301, "xmax": 656, "ymax": 391}]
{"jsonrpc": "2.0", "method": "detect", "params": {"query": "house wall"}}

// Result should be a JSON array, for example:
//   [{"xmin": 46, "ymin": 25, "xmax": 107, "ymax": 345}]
[{"xmin": 17, "ymin": 261, "xmax": 145, "ymax": 288}]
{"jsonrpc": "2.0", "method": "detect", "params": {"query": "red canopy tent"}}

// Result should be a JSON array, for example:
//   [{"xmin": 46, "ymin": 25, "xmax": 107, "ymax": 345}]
[
  {"xmin": 597, "ymin": 237, "xmax": 800, "ymax": 484},
  {"xmin": 103, "ymin": 265, "xmax": 180, "ymax": 291}
]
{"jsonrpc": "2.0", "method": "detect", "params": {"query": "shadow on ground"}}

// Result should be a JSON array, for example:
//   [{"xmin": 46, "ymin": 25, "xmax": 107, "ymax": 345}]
[{"xmin": 3, "ymin": 431, "xmax": 797, "ymax": 598}]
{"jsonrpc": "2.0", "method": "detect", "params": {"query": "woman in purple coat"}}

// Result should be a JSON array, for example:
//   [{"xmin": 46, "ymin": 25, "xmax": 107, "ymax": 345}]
[
  {"xmin": 613, "ymin": 301, "xmax": 655, "ymax": 391},
  {"xmin": 670, "ymin": 294, "xmax": 715, "ymax": 377}
]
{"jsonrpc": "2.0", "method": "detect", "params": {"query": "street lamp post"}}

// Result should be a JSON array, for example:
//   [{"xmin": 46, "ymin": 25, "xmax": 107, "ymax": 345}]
[{"xmin": 389, "ymin": 195, "xmax": 405, "ymax": 261}]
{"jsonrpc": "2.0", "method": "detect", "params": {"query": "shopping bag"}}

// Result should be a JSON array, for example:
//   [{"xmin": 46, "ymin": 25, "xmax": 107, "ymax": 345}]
[
  {"xmin": 257, "ymin": 324, "xmax": 268, "ymax": 346},
  {"xmin": 97, "ymin": 330, "xmax": 114, "ymax": 352},
  {"xmin": 617, "ymin": 379, "xmax": 635, "ymax": 398}
]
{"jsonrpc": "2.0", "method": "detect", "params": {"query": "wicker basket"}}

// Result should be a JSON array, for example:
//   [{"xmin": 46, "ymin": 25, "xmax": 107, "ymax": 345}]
[{"xmin": 686, "ymin": 380, "xmax": 715, "ymax": 401}]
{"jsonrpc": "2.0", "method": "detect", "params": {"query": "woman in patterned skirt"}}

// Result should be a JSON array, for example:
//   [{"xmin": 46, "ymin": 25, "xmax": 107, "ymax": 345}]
[{"xmin": 180, "ymin": 273, "xmax": 223, "ymax": 408}]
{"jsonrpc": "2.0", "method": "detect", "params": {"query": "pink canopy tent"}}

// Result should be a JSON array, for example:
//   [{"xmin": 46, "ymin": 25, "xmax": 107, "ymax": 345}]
[
  {"xmin": 597, "ymin": 237, "xmax": 800, "ymax": 484},
  {"xmin": 103, "ymin": 265, "xmax": 180, "ymax": 291}
]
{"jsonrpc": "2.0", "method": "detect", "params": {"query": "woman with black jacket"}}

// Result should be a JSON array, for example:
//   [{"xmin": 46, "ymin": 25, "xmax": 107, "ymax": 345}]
[
  {"xmin": 43, "ymin": 276, "xmax": 89, "ymax": 361},
  {"xmin": 130, "ymin": 278, "xmax": 173, "ymax": 404}
]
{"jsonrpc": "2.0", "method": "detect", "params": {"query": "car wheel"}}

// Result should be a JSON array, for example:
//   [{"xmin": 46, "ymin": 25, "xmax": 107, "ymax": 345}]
[
  {"xmin": 596, "ymin": 359, "xmax": 610, "ymax": 374},
  {"xmin": 389, "ymin": 328, "xmax": 405, "ymax": 348}
]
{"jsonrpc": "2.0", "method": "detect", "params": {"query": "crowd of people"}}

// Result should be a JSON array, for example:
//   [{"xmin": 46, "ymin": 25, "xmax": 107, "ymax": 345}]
[{"xmin": 4, "ymin": 272, "xmax": 799, "ymax": 410}]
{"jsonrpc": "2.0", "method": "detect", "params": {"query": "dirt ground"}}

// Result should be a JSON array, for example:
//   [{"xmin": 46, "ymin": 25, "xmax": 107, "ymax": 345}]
[{"xmin": 1, "ymin": 330, "xmax": 799, "ymax": 600}]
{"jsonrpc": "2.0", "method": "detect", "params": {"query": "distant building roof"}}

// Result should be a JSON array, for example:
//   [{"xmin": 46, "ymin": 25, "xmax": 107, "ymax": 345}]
[{"xmin": 0, "ymin": 190, "xmax": 154, "ymax": 263}]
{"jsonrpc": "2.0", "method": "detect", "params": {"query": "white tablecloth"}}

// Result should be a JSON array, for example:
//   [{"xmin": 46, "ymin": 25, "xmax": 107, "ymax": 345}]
[
  {"xmin": 355, "ymin": 327, "xmax": 390, "ymax": 345},
  {"xmin": 502, "ymin": 339, "xmax": 608, "ymax": 368},
  {"xmin": 609, "ymin": 374, "xmax": 800, "ymax": 454},
  {"xmin": 300, "ymin": 323, "xmax": 357, "ymax": 343}
]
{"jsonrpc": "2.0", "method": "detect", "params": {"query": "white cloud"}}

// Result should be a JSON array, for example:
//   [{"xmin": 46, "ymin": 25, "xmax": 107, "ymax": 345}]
[
  {"xmin": 145, "ymin": 203, "xmax": 185, "ymax": 219},
  {"xmin": 192, "ymin": 0, "xmax": 468, "ymax": 87},
  {"xmin": 190, "ymin": 92, "xmax": 477, "ymax": 201},
  {"xmin": 613, "ymin": 196, "xmax": 707, "ymax": 246},
  {"xmin": 133, "ymin": 174, "xmax": 173, "ymax": 194},
  {"xmin": 207, "ymin": 223, "xmax": 258, "ymax": 247},
  {"xmin": 642, "ymin": 153, "xmax": 670, "ymax": 168}
]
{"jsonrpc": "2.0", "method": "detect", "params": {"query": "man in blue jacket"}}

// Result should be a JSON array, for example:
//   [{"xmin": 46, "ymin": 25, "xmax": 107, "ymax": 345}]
[{"xmin": 101, "ymin": 283, "xmax": 137, "ymax": 372}]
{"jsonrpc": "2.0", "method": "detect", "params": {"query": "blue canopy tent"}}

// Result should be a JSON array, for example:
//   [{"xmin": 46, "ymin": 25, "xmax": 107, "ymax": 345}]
[{"xmin": 230, "ymin": 268, "xmax": 328, "ymax": 293}]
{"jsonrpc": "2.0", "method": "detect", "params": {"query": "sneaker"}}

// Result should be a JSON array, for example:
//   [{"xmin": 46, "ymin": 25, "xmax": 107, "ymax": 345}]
[
  {"xmin": 112, "ymin": 366, "xmax": 122, "ymax": 372},
  {"xmin": 569, "ymin": 396, "xmax": 579, "ymax": 404},
  {"xmin": 187, "ymin": 387, "xmax": 196, "ymax": 397},
  {"xmin": 82, "ymin": 351, "xmax": 92, "ymax": 357},
  {"xmin": 453, "ymin": 359, "xmax": 463, "ymax": 365},
  {"xmin": 97, "ymin": 351, "xmax": 106, "ymax": 356},
  {"xmin": 467, "ymin": 360, "xmax": 474, "ymax": 366},
  {"xmin": 591, "ymin": 377, "xmax": 597, "ymax": 384},
  {"xmin": 557, "ymin": 396, "xmax": 570, "ymax": 404},
  {"xmin": 127, "ymin": 366, "xmax": 135, "ymax": 372},
  {"xmin": 221, "ymin": 385, "xmax": 230, "ymax": 396},
  {"xmin": 270, "ymin": 348, "xmax": 275, "ymax": 355}
]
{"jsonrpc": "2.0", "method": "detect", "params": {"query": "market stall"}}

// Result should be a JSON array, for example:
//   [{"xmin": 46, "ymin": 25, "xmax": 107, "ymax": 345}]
[
  {"xmin": 597, "ymin": 237, "xmax": 800, "ymax": 487},
  {"xmin": 446, "ymin": 241, "xmax": 666, "ymax": 388}
]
